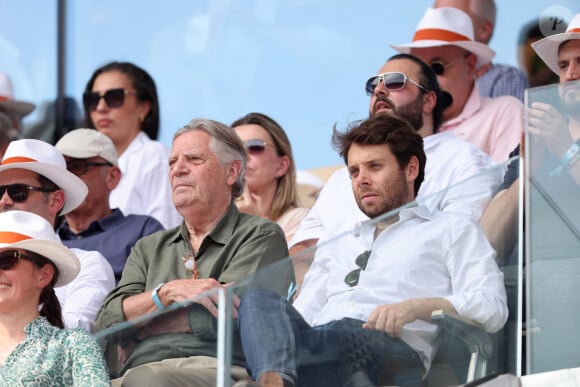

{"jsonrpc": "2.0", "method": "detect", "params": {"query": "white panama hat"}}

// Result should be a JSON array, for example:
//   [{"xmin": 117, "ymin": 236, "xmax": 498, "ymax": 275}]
[
  {"xmin": 0, "ymin": 210, "xmax": 80, "ymax": 287},
  {"xmin": 0, "ymin": 139, "xmax": 88, "ymax": 214},
  {"xmin": 0, "ymin": 72, "xmax": 35, "ymax": 119},
  {"xmin": 532, "ymin": 13, "xmax": 580, "ymax": 75},
  {"xmin": 390, "ymin": 7, "xmax": 496, "ymax": 68}
]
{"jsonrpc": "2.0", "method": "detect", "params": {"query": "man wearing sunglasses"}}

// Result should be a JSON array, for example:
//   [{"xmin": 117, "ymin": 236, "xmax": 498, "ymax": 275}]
[
  {"xmin": 390, "ymin": 7, "xmax": 522, "ymax": 163},
  {"xmin": 54, "ymin": 129, "xmax": 165, "ymax": 284},
  {"xmin": 0, "ymin": 138, "xmax": 115, "ymax": 331},
  {"xmin": 236, "ymin": 114, "xmax": 507, "ymax": 387},
  {"xmin": 290, "ymin": 53, "xmax": 500, "ymax": 267},
  {"xmin": 433, "ymin": 0, "xmax": 528, "ymax": 101}
]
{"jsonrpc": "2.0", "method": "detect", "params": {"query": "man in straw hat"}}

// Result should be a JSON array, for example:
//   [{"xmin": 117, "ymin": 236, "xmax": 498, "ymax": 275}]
[
  {"xmin": 390, "ymin": 6, "xmax": 523, "ymax": 163},
  {"xmin": 0, "ymin": 72, "xmax": 34, "ymax": 132},
  {"xmin": 433, "ymin": 0, "xmax": 529, "ymax": 101},
  {"xmin": 55, "ymin": 128, "xmax": 164, "ymax": 284},
  {"xmin": 482, "ymin": 12, "xmax": 580, "ymax": 259},
  {"xmin": 0, "ymin": 138, "xmax": 115, "ymax": 331}
]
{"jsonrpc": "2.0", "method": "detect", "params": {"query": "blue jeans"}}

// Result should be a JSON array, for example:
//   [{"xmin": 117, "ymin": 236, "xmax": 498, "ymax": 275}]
[{"xmin": 237, "ymin": 289, "xmax": 424, "ymax": 387}]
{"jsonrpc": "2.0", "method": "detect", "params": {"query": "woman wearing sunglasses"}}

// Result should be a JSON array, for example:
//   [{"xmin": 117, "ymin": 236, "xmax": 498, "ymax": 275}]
[
  {"xmin": 0, "ymin": 210, "xmax": 109, "ymax": 385},
  {"xmin": 82, "ymin": 61, "xmax": 180, "ymax": 229},
  {"xmin": 232, "ymin": 112, "xmax": 308, "ymax": 243}
]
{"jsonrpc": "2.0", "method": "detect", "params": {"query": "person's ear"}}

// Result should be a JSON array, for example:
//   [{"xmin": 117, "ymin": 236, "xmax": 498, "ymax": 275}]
[
  {"xmin": 106, "ymin": 166, "xmax": 122, "ymax": 191},
  {"xmin": 37, "ymin": 263, "xmax": 55, "ymax": 289},
  {"xmin": 226, "ymin": 160, "xmax": 242, "ymax": 186},
  {"xmin": 422, "ymin": 90, "xmax": 437, "ymax": 115},
  {"xmin": 406, "ymin": 156, "xmax": 420, "ymax": 182},
  {"xmin": 275, "ymin": 155, "xmax": 290, "ymax": 178},
  {"xmin": 48, "ymin": 190, "xmax": 65, "ymax": 216},
  {"xmin": 465, "ymin": 52, "xmax": 478, "ymax": 76}
]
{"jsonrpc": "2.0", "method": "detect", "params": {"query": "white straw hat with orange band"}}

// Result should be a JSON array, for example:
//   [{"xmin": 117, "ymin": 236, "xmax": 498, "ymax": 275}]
[
  {"xmin": 532, "ymin": 13, "xmax": 580, "ymax": 74},
  {"xmin": 0, "ymin": 210, "xmax": 80, "ymax": 287},
  {"xmin": 390, "ymin": 7, "xmax": 495, "ymax": 68},
  {"xmin": 0, "ymin": 139, "xmax": 88, "ymax": 214}
]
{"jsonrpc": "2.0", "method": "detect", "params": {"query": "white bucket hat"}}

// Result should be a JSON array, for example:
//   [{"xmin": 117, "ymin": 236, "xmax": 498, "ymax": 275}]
[
  {"xmin": 390, "ymin": 7, "xmax": 496, "ymax": 68},
  {"xmin": 56, "ymin": 128, "xmax": 119, "ymax": 166},
  {"xmin": 0, "ymin": 139, "xmax": 88, "ymax": 214},
  {"xmin": 0, "ymin": 210, "xmax": 80, "ymax": 287},
  {"xmin": 532, "ymin": 13, "xmax": 580, "ymax": 75},
  {"xmin": 0, "ymin": 72, "xmax": 35, "ymax": 119}
]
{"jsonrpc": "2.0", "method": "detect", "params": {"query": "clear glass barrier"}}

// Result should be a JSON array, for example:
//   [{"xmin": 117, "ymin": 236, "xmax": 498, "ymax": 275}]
[
  {"xmin": 525, "ymin": 79, "xmax": 580, "ymax": 374},
  {"xmin": 94, "ymin": 162, "xmax": 521, "ymax": 386}
]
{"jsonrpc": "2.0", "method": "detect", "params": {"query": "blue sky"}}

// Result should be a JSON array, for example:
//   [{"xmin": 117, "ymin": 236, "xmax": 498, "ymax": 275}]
[{"xmin": 1, "ymin": 0, "xmax": 579, "ymax": 169}]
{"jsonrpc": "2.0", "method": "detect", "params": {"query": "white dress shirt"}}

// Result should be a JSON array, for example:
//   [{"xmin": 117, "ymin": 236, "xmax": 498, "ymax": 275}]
[
  {"xmin": 54, "ymin": 246, "xmax": 115, "ymax": 332},
  {"xmin": 289, "ymin": 131, "xmax": 503, "ymax": 247},
  {"xmin": 110, "ymin": 132, "xmax": 181, "ymax": 229},
  {"xmin": 294, "ymin": 205, "xmax": 508, "ymax": 372}
]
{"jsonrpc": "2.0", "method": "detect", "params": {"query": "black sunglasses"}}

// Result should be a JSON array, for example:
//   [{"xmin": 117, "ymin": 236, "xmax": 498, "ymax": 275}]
[
  {"xmin": 365, "ymin": 72, "xmax": 426, "ymax": 96},
  {"xmin": 66, "ymin": 159, "xmax": 113, "ymax": 176},
  {"xmin": 0, "ymin": 184, "xmax": 57, "ymax": 203},
  {"xmin": 83, "ymin": 88, "xmax": 137, "ymax": 111},
  {"xmin": 0, "ymin": 249, "xmax": 47, "ymax": 271},
  {"xmin": 244, "ymin": 139, "xmax": 276, "ymax": 155},
  {"xmin": 344, "ymin": 250, "xmax": 371, "ymax": 287}
]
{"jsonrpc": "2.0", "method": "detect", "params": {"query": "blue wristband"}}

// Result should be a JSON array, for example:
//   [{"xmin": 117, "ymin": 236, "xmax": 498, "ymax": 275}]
[{"xmin": 151, "ymin": 282, "xmax": 165, "ymax": 311}]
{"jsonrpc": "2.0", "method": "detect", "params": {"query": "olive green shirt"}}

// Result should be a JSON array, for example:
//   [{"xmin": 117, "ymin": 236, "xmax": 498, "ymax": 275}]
[{"xmin": 94, "ymin": 203, "xmax": 292, "ymax": 374}]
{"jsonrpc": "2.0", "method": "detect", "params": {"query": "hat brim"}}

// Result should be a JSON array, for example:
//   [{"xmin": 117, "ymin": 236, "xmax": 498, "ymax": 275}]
[
  {"xmin": 390, "ymin": 40, "xmax": 496, "ymax": 68},
  {"xmin": 532, "ymin": 32, "xmax": 580, "ymax": 74},
  {"xmin": 0, "ymin": 101, "xmax": 35, "ymax": 118},
  {"xmin": 0, "ymin": 240, "xmax": 80, "ymax": 287},
  {"xmin": 0, "ymin": 162, "xmax": 88, "ymax": 214}
]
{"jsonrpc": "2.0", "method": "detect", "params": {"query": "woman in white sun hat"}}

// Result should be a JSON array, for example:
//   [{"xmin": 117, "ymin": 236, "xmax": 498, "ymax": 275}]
[{"xmin": 0, "ymin": 210, "xmax": 110, "ymax": 385}]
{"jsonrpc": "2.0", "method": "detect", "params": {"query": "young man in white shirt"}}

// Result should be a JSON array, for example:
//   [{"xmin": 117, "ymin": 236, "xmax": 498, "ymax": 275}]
[{"xmin": 235, "ymin": 113, "xmax": 507, "ymax": 387}]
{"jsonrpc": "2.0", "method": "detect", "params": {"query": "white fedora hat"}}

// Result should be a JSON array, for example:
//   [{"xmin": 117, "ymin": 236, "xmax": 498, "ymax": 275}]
[
  {"xmin": 390, "ymin": 7, "xmax": 496, "ymax": 68},
  {"xmin": 532, "ymin": 13, "xmax": 580, "ymax": 75},
  {"xmin": 0, "ymin": 72, "xmax": 35, "ymax": 119},
  {"xmin": 0, "ymin": 210, "xmax": 80, "ymax": 287},
  {"xmin": 0, "ymin": 139, "xmax": 88, "ymax": 214}
]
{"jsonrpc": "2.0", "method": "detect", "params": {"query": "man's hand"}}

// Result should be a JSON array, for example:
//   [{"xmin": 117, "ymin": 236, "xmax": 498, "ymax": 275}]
[
  {"xmin": 363, "ymin": 298, "xmax": 457, "ymax": 337},
  {"xmin": 160, "ymin": 278, "xmax": 240, "ymax": 319},
  {"xmin": 362, "ymin": 299, "xmax": 421, "ymax": 337},
  {"xmin": 528, "ymin": 102, "xmax": 573, "ymax": 158}
]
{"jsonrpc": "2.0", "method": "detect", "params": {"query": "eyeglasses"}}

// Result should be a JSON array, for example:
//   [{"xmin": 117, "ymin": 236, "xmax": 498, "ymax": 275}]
[
  {"xmin": 83, "ymin": 88, "xmax": 137, "ymax": 111},
  {"xmin": 244, "ymin": 139, "xmax": 276, "ymax": 155},
  {"xmin": 0, "ymin": 184, "xmax": 57, "ymax": 203},
  {"xmin": 0, "ymin": 250, "xmax": 45, "ymax": 270},
  {"xmin": 344, "ymin": 250, "xmax": 371, "ymax": 287},
  {"xmin": 430, "ymin": 60, "xmax": 456, "ymax": 76},
  {"xmin": 430, "ymin": 54, "xmax": 470, "ymax": 76},
  {"xmin": 365, "ymin": 72, "xmax": 426, "ymax": 96},
  {"xmin": 66, "ymin": 159, "xmax": 113, "ymax": 176}
]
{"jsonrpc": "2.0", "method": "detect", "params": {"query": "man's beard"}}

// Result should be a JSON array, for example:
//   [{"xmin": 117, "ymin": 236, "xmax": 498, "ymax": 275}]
[
  {"xmin": 560, "ymin": 81, "xmax": 580, "ymax": 121},
  {"xmin": 371, "ymin": 95, "xmax": 424, "ymax": 131}
]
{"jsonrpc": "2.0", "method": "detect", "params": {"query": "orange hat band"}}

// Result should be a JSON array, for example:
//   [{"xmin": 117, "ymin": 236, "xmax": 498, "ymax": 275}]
[
  {"xmin": 1, "ymin": 156, "xmax": 37, "ymax": 165},
  {"xmin": 0, "ymin": 231, "xmax": 32, "ymax": 244},
  {"xmin": 413, "ymin": 28, "xmax": 471, "ymax": 43}
]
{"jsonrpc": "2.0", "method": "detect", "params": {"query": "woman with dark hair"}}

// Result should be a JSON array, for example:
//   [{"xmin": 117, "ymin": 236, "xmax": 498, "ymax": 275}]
[
  {"xmin": 0, "ymin": 210, "xmax": 109, "ymax": 385},
  {"xmin": 83, "ymin": 61, "xmax": 180, "ymax": 228},
  {"xmin": 232, "ymin": 112, "xmax": 308, "ymax": 242}
]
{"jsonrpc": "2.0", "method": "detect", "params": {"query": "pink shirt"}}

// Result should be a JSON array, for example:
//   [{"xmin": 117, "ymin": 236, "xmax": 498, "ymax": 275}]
[{"xmin": 440, "ymin": 84, "xmax": 523, "ymax": 163}]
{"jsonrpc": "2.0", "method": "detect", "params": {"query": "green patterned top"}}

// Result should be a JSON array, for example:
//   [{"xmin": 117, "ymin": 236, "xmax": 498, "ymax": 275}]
[{"xmin": 0, "ymin": 317, "xmax": 110, "ymax": 386}]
